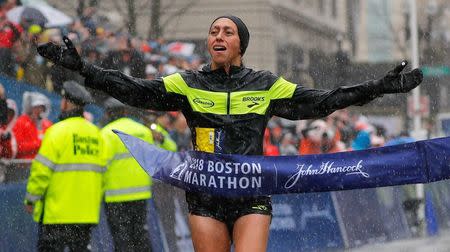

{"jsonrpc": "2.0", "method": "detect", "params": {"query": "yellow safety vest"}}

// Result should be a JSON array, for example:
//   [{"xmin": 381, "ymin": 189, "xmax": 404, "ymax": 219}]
[
  {"xmin": 150, "ymin": 123, "xmax": 177, "ymax": 152},
  {"xmin": 25, "ymin": 117, "xmax": 105, "ymax": 224},
  {"xmin": 101, "ymin": 117, "xmax": 154, "ymax": 203}
]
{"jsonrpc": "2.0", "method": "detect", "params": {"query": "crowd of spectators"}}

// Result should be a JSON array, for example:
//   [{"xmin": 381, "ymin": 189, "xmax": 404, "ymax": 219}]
[
  {"xmin": 0, "ymin": 1, "xmax": 410, "ymax": 165},
  {"xmin": 264, "ymin": 109, "xmax": 393, "ymax": 156}
]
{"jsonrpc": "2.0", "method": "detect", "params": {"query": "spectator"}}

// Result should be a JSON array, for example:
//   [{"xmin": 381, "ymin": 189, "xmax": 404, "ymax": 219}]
[
  {"xmin": 140, "ymin": 110, "xmax": 178, "ymax": 151},
  {"xmin": 0, "ymin": 1, "xmax": 22, "ymax": 77},
  {"xmin": 385, "ymin": 131, "xmax": 415, "ymax": 146},
  {"xmin": 0, "ymin": 98, "xmax": 17, "ymax": 158},
  {"xmin": 270, "ymin": 125, "xmax": 283, "ymax": 148},
  {"xmin": 82, "ymin": 47, "xmax": 100, "ymax": 65},
  {"xmin": 150, "ymin": 122, "xmax": 178, "ymax": 152},
  {"xmin": 299, "ymin": 119, "xmax": 345, "ymax": 155},
  {"xmin": 0, "ymin": 81, "xmax": 6, "ymax": 124},
  {"xmin": 279, "ymin": 132, "xmax": 298, "ymax": 156},
  {"xmin": 101, "ymin": 33, "xmax": 146, "ymax": 78},
  {"xmin": 0, "ymin": 82, "xmax": 17, "ymax": 158},
  {"xmin": 169, "ymin": 113, "xmax": 192, "ymax": 151},
  {"xmin": 329, "ymin": 110, "xmax": 354, "ymax": 148},
  {"xmin": 351, "ymin": 130, "xmax": 372, "ymax": 151},
  {"xmin": 299, "ymin": 120, "xmax": 326, "ymax": 154},
  {"xmin": 263, "ymin": 128, "xmax": 280, "ymax": 156},
  {"xmin": 162, "ymin": 55, "xmax": 180, "ymax": 75},
  {"xmin": 18, "ymin": 24, "xmax": 49, "ymax": 88},
  {"xmin": 145, "ymin": 64, "xmax": 158, "ymax": 80},
  {"xmin": 371, "ymin": 124, "xmax": 386, "ymax": 147},
  {"xmin": 13, "ymin": 92, "xmax": 52, "ymax": 159}
]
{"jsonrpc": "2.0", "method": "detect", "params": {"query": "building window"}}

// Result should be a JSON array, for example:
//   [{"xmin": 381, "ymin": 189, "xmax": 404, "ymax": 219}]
[
  {"xmin": 331, "ymin": 0, "xmax": 337, "ymax": 18},
  {"xmin": 277, "ymin": 46, "xmax": 288, "ymax": 76},
  {"xmin": 318, "ymin": 0, "xmax": 325, "ymax": 14},
  {"xmin": 277, "ymin": 44, "xmax": 305, "ymax": 83}
]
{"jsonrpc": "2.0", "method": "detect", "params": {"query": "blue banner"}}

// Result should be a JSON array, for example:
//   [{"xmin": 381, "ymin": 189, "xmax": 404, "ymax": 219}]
[
  {"xmin": 268, "ymin": 193, "xmax": 344, "ymax": 251},
  {"xmin": 116, "ymin": 130, "xmax": 450, "ymax": 197}
]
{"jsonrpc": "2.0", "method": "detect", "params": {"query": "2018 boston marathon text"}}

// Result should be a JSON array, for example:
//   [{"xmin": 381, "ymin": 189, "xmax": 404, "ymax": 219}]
[{"xmin": 169, "ymin": 157, "xmax": 369, "ymax": 190}]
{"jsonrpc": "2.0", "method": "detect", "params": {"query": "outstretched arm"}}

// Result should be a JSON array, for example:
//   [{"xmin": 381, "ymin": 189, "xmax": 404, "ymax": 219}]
[
  {"xmin": 81, "ymin": 64, "xmax": 184, "ymax": 110},
  {"xmin": 271, "ymin": 61, "xmax": 423, "ymax": 120},
  {"xmin": 37, "ymin": 36, "xmax": 184, "ymax": 111}
]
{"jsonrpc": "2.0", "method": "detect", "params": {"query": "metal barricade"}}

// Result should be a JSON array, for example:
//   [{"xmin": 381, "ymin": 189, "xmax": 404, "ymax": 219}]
[{"xmin": 0, "ymin": 159, "xmax": 31, "ymax": 183}]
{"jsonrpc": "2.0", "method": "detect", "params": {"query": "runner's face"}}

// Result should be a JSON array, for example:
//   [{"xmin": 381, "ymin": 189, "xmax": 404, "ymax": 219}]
[{"xmin": 208, "ymin": 18, "xmax": 241, "ymax": 68}]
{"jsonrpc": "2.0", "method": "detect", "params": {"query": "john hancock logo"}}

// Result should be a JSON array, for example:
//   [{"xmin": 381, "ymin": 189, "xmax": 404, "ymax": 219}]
[
  {"xmin": 193, "ymin": 98, "xmax": 214, "ymax": 108},
  {"xmin": 284, "ymin": 160, "xmax": 369, "ymax": 189}
]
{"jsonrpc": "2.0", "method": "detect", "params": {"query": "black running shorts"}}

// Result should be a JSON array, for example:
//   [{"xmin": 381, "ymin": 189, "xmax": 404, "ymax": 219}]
[{"xmin": 186, "ymin": 191, "xmax": 272, "ymax": 236}]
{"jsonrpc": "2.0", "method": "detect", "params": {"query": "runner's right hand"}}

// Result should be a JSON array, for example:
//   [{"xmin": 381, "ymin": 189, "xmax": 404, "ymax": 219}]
[{"xmin": 37, "ymin": 36, "xmax": 83, "ymax": 72}]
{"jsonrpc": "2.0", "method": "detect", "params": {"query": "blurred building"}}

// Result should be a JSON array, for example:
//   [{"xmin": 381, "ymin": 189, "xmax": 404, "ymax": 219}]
[
  {"xmin": 348, "ymin": 0, "xmax": 407, "ymax": 63},
  {"xmin": 50, "ymin": 0, "xmax": 349, "ymax": 87},
  {"xmin": 348, "ymin": 0, "xmax": 450, "ymax": 64}
]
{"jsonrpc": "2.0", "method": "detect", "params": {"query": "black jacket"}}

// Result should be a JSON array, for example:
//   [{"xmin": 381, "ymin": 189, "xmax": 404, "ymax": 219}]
[{"xmin": 82, "ymin": 63, "xmax": 383, "ymax": 155}]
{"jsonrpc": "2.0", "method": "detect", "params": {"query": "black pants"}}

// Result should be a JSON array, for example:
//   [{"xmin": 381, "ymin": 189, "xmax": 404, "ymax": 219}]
[
  {"xmin": 105, "ymin": 200, "xmax": 152, "ymax": 252},
  {"xmin": 37, "ymin": 223, "xmax": 94, "ymax": 252}
]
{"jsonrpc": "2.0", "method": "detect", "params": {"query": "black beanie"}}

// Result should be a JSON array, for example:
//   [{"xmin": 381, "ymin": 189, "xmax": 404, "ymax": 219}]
[{"xmin": 210, "ymin": 15, "xmax": 250, "ymax": 55}]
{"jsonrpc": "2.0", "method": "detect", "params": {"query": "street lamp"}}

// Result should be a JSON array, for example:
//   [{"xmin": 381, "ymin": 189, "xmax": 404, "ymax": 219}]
[{"xmin": 408, "ymin": 0, "xmax": 427, "ymax": 238}]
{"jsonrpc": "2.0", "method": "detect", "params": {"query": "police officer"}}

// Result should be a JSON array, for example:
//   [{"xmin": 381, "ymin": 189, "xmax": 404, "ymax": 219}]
[
  {"xmin": 101, "ymin": 97, "xmax": 154, "ymax": 251},
  {"xmin": 24, "ymin": 81, "xmax": 104, "ymax": 252},
  {"xmin": 141, "ymin": 110, "xmax": 177, "ymax": 152}
]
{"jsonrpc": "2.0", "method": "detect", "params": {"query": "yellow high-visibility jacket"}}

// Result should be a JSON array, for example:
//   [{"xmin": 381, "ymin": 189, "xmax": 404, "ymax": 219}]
[
  {"xmin": 101, "ymin": 117, "xmax": 154, "ymax": 203},
  {"xmin": 25, "ymin": 117, "xmax": 105, "ymax": 224},
  {"xmin": 150, "ymin": 123, "xmax": 177, "ymax": 152}
]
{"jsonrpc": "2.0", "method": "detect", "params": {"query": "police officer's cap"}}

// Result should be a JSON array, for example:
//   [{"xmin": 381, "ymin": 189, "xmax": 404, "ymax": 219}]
[
  {"xmin": 103, "ymin": 97, "xmax": 126, "ymax": 110},
  {"xmin": 61, "ymin": 81, "xmax": 94, "ymax": 105}
]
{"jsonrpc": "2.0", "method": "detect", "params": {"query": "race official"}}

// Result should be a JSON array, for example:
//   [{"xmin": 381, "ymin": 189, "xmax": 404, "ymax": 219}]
[
  {"xmin": 101, "ymin": 97, "xmax": 154, "ymax": 251},
  {"xmin": 24, "ymin": 81, "xmax": 104, "ymax": 252}
]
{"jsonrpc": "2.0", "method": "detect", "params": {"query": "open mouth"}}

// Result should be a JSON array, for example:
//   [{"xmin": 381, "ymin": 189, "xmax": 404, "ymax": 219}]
[{"xmin": 213, "ymin": 45, "xmax": 226, "ymax": 51}]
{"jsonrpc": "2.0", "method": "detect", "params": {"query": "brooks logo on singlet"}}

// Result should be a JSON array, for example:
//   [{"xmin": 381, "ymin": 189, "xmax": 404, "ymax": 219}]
[
  {"xmin": 247, "ymin": 101, "xmax": 259, "ymax": 108},
  {"xmin": 243, "ymin": 96, "xmax": 265, "ymax": 108}
]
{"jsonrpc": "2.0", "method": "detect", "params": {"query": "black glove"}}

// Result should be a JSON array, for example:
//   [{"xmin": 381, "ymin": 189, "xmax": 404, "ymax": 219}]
[
  {"xmin": 37, "ymin": 36, "xmax": 83, "ymax": 72},
  {"xmin": 375, "ymin": 60, "xmax": 423, "ymax": 94}
]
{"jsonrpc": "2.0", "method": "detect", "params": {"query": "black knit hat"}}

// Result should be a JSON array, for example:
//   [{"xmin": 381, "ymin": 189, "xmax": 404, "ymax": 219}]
[{"xmin": 210, "ymin": 15, "xmax": 250, "ymax": 55}]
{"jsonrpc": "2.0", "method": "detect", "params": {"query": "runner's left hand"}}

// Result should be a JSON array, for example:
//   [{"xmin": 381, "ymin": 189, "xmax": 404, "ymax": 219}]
[{"xmin": 375, "ymin": 61, "xmax": 423, "ymax": 94}]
